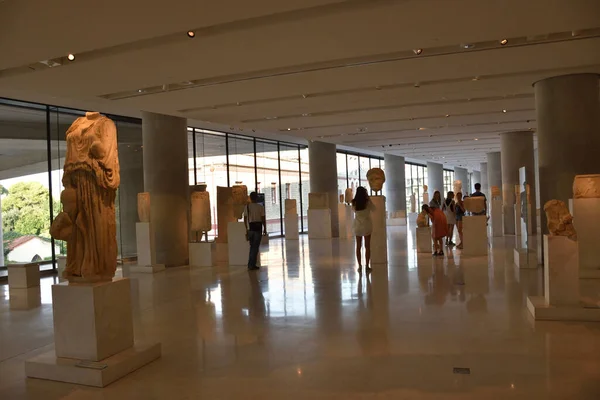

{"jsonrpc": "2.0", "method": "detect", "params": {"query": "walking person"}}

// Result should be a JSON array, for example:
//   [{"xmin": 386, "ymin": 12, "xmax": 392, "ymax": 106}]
[
  {"xmin": 352, "ymin": 186, "xmax": 374, "ymax": 272},
  {"xmin": 442, "ymin": 191, "xmax": 456, "ymax": 247},
  {"xmin": 423, "ymin": 204, "xmax": 448, "ymax": 256},
  {"xmin": 429, "ymin": 190, "xmax": 442, "ymax": 209},
  {"xmin": 243, "ymin": 192, "xmax": 267, "ymax": 271},
  {"xmin": 455, "ymin": 192, "xmax": 465, "ymax": 249}
]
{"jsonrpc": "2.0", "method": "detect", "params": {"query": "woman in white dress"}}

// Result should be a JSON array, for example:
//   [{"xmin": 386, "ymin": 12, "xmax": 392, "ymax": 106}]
[
  {"xmin": 352, "ymin": 186, "xmax": 374, "ymax": 272},
  {"xmin": 442, "ymin": 191, "xmax": 456, "ymax": 247}
]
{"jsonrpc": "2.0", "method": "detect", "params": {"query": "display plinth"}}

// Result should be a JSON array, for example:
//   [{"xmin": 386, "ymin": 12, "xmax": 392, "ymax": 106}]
[
  {"xmin": 57, "ymin": 256, "xmax": 67, "ymax": 282},
  {"xmin": 7, "ymin": 262, "xmax": 40, "ymax": 289},
  {"xmin": 344, "ymin": 205, "xmax": 354, "ymax": 238},
  {"xmin": 337, "ymin": 204, "xmax": 351, "ymax": 238},
  {"xmin": 514, "ymin": 248, "xmax": 538, "ymax": 269},
  {"xmin": 189, "ymin": 242, "xmax": 213, "ymax": 267},
  {"xmin": 573, "ymin": 198, "xmax": 600, "ymax": 279},
  {"xmin": 228, "ymin": 221, "xmax": 249, "ymax": 266},
  {"xmin": 416, "ymin": 227, "xmax": 432, "ymax": 253},
  {"xmin": 26, "ymin": 278, "xmax": 161, "ymax": 387},
  {"xmin": 407, "ymin": 212, "xmax": 418, "ymax": 226},
  {"xmin": 387, "ymin": 210, "xmax": 406, "ymax": 226},
  {"xmin": 134, "ymin": 222, "xmax": 165, "ymax": 273},
  {"xmin": 9, "ymin": 286, "xmax": 41, "ymax": 310},
  {"xmin": 284, "ymin": 214, "xmax": 299, "ymax": 240},
  {"xmin": 513, "ymin": 204, "xmax": 521, "ymax": 236},
  {"xmin": 462, "ymin": 216, "xmax": 488, "ymax": 256},
  {"xmin": 370, "ymin": 196, "xmax": 388, "ymax": 264},
  {"xmin": 308, "ymin": 209, "xmax": 332, "ymax": 239},
  {"xmin": 526, "ymin": 296, "xmax": 600, "ymax": 322},
  {"xmin": 214, "ymin": 242, "xmax": 228, "ymax": 265},
  {"xmin": 490, "ymin": 199, "xmax": 502, "ymax": 237}
]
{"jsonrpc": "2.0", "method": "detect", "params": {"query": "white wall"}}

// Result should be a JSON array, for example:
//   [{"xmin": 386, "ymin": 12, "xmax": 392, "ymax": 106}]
[{"xmin": 6, "ymin": 237, "xmax": 58, "ymax": 263}]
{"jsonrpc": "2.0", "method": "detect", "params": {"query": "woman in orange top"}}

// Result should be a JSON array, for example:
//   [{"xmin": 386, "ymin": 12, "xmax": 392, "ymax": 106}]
[{"xmin": 423, "ymin": 204, "xmax": 448, "ymax": 256}]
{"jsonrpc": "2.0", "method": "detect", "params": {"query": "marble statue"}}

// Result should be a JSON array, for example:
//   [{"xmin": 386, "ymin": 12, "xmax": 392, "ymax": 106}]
[
  {"xmin": 453, "ymin": 180, "xmax": 462, "ymax": 195},
  {"xmin": 191, "ymin": 189, "xmax": 211, "ymax": 242},
  {"xmin": 50, "ymin": 112, "xmax": 120, "ymax": 282},
  {"xmin": 344, "ymin": 188, "xmax": 353, "ymax": 204},
  {"xmin": 410, "ymin": 193, "xmax": 416, "ymax": 213},
  {"xmin": 216, "ymin": 186, "xmax": 235, "ymax": 243},
  {"xmin": 491, "ymin": 185, "xmax": 501, "ymax": 199},
  {"xmin": 232, "ymin": 184, "xmax": 249, "ymax": 219},
  {"xmin": 422, "ymin": 185, "xmax": 429, "ymax": 205},
  {"xmin": 573, "ymin": 175, "xmax": 600, "ymax": 198},
  {"xmin": 544, "ymin": 200, "xmax": 577, "ymax": 240},
  {"xmin": 137, "ymin": 192, "xmax": 150, "ymax": 223},
  {"xmin": 309, "ymin": 192, "xmax": 329, "ymax": 209},
  {"xmin": 416, "ymin": 211, "xmax": 429, "ymax": 228},
  {"xmin": 285, "ymin": 198, "xmax": 297, "ymax": 215},
  {"xmin": 464, "ymin": 196, "xmax": 485, "ymax": 214},
  {"xmin": 366, "ymin": 168, "xmax": 385, "ymax": 193}
]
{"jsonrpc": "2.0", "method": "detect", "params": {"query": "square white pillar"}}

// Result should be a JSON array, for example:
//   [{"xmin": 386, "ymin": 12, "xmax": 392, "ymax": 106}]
[
  {"xmin": 133, "ymin": 222, "xmax": 165, "ymax": 273},
  {"xmin": 26, "ymin": 278, "xmax": 161, "ymax": 387},
  {"xmin": 370, "ymin": 196, "xmax": 388, "ymax": 264},
  {"xmin": 285, "ymin": 214, "xmax": 299, "ymax": 240},
  {"xmin": 462, "ymin": 216, "xmax": 488, "ymax": 256},
  {"xmin": 228, "ymin": 221, "xmax": 249, "ymax": 266},
  {"xmin": 527, "ymin": 235, "xmax": 600, "ymax": 321},
  {"xmin": 308, "ymin": 209, "xmax": 332, "ymax": 239},
  {"xmin": 416, "ymin": 227, "xmax": 432, "ymax": 253},
  {"xmin": 189, "ymin": 242, "xmax": 213, "ymax": 267},
  {"xmin": 573, "ymin": 198, "xmax": 600, "ymax": 278},
  {"xmin": 345, "ymin": 205, "xmax": 354, "ymax": 238},
  {"xmin": 490, "ymin": 199, "xmax": 503, "ymax": 237},
  {"xmin": 7, "ymin": 262, "xmax": 40, "ymax": 289},
  {"xmin": 514, "ymin": 248, "xmax": 538, "ymax": 269},
  {"xmin": 337, "ymin": 203, "xmax": 348, "ymax": 238}
]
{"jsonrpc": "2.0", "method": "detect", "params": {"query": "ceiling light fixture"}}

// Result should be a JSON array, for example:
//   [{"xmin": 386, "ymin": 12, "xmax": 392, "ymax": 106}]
[
  {"xmin": 137, "ymin": 89, "xmax": 144, "ymax": 93},
  {"xmin": 187, "ymin": 31, "xmax": 196, "ymax": 38},
  {"xmin": 461, "ymin": 43, "xmax": 475, "ymax": 49},
  {"xmin": 287, "ymin": 128, "xmax": 291, "ymax": 131},
  {"xmin": 502, "ymin": 109, "xmax": 507, "ymax": 113},
  {"xmin": 67, "ymin": 53, "xmax": 75, "ymax": 61},
  {"xmin": 413, "ymin": 48, "xmax": 423, "ymax": 55},
  {"xmin": 445, "ymin": 114, "xmax": 450, "ymax": 118},
  {"xmin": 474, "ymin": 138, "xmax": 479, "ymax": 141},
  {"xmin": 472, "ymin": 76, "xmax": 480, "ymax": 81},
  {"xmin": 500, "ymin": 39, "xmax": 508, "ymax": 45}
]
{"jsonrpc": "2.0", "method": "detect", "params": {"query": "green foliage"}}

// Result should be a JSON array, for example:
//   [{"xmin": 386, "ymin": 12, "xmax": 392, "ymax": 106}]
[
  {"xmin": 0, "ymin": 185, "xmax": 7, "ymax": 196},
  {"xmin": 1, "ymin": 181, "xmax": 57, "ymax": 238}
]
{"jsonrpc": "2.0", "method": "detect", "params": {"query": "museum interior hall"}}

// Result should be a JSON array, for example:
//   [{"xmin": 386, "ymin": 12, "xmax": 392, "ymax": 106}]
[{"xmin": 1, "ymin": 0, "xmax": 600, "ymax": 398}]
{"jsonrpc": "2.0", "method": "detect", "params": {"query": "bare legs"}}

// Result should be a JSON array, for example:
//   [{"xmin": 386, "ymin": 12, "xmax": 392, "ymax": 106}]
[
  {"xmin": 456, "ymin": 221, "xmax": 463, "ymax": 249},
  {"xmin": 446, "ymin": 224, "xmax": 455, "ymax": 246},
  {"xmin": 355, "ymin": 235, "xmax": 372, "ymax": 271},
  {"xmin": 433, "ymin": 237, "xmax": 444, "ymax": 255}
]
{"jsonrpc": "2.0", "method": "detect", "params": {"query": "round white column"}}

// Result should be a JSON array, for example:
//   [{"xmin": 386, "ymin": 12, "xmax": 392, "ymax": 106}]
[
  {"xmin": 308, "ymin": 141, "xmax": 339, "ymax": 237},
  {"xmin": 383, "ymin": 154, "xmax": 406, "ymax": 216}
]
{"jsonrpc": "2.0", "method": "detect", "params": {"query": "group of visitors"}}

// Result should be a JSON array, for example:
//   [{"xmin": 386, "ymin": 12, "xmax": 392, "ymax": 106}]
[{"xmin": 423, "ymin": 183, "xmax": 486, "ymax": 256}]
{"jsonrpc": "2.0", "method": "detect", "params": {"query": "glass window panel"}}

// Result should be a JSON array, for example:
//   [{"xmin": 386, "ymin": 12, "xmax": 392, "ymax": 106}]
[
  {"xmin": 256, "ymin": 141, "xmax": 281, "ymax": 235},
  {"xmin": 227, "ymin": 134, "xmax": 256, "ymax": 191},
  {"xmin": 347, "ymin": 155, "xmax": 359, "ymax": 196},
  {"xmin": 359, "ymin": 156, "xmax": 370, "ymax": 192},
  {"xmin": 336, "ymin": 153, "xmax": 347, "ymax": 200},
  {"xmin": 280, "ymin": 144, "xmax": 302, "ymax": 232},
  {"xmin": 299, "ymin": 147, "xmax": 309, "ymax": 232}
]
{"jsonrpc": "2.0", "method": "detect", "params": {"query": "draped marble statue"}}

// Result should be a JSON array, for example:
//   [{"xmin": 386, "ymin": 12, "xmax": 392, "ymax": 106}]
[
  {"xmin": 137, "ymin": 192, "xmax": 150, "ymax": 223},
  {"xmin": 50, "ymin": 112, "xmax": 120, "ymax": 282},
  {"xmin": 191, "ymin": 184, "xmax": 211, "ymax": 242}
]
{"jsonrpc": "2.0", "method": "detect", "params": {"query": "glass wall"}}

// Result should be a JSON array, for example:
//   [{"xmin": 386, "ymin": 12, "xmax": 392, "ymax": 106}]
[
  {"xmin": 405, "ymin": 162, "xmax": 427, "ymax": 212},
  {"xmin": 336, "ymin": 151, "xmax": 383, "ymax": 199},
  {"xmin": 443, "ymin": 169, "xmax": 455, "ymax": 196}
]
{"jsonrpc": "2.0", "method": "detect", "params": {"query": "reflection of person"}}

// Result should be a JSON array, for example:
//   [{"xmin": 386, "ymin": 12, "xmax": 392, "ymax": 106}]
[
  {"xmin": 455, "ymin": 192, "xmax": 465, "ymax": 249},
  {"xmin": 58, "ymin": 112, "xmax": 120, "ymax": 281},
  {"xmin": 244, "ymin": 192, "xmax": 267, "ymax": 271},
  {"xmin": 470, "ymin": 183, "xmax": 487, "ymax": 216},
  {"xmin": 352, "ymin": 186, "xmax": 375, "ymax": 272},
  {"xmin": 423, "ymin": 204, "xmax": 448, "ymax": 256},
  {"xmin": 442, "ymin": 191, "xmax": 456, "ymax": 247}
]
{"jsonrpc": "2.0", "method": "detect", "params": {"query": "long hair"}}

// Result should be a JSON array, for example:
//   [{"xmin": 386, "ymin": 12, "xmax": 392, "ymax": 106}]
[
  {"xmin": 433, "ymin": 190, "xmax": 441, "ymax": 203},
  {"xmin": 352, "ymin": 186, "xmax": 369, "ymax": 211}
]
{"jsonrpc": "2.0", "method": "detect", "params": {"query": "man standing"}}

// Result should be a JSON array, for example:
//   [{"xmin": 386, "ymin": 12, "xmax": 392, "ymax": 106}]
[
  {"xmin": 243, "ymin": 192, "xmax": 267, "ymax": 270},
  {"xmin": 470, "ymin": 183, "xmax": 487, "ymax": 216}
]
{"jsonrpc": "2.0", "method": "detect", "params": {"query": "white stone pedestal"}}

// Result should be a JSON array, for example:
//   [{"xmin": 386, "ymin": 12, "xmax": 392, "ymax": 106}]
[
  {"xmin": 26, "ymin": 278, "xmax": 161, "ymax": 387},
  {"xmin": 57, "ymin": 256, "xmax": 67, "ymax": 282},
  {"xmin": 573, "ymin": 198, "xmax": 600, "ymax": 279},
  {"xmin": 344, "ymin": 205, "xmax": 354, "ymax": 238},
  {"xmin": 337, "ymin": 204, "xmax": 348, "ymax": 238},
  {"xmin": 370, "ymin": 196, "xmax": 388, "ymax": 264},
  {"xmin": 9, "ymin": 286, "xmax": 41, "ymax": 310},
  {"xmin": 284, "ymin": 213, "xmax": 299, "ymax": 240},
  {"xmin": 416, "ymin": 227, "xmax": 432, "ymax": 253},
  {"xmin": 514, "ymin": 248, "xmax": 538, "ymax": 269},
  {"xmin": 387, "ymin": 210, "xmax": 407, "ymax": 226},
  {"xmin": 133, "ymin": 222, "xmax": 165, "ymax": 273},
  {"xmin": 490, "ymin": 199, "xmax": 503, "ymax": 237},
  {"xmin": 189, "ymin": 242, "xmax": 213, "ymax": 267},
  {"xmin": 408, "ymin": 212, "xmax": 418, "ymax": 226},
  {"xmin": 308, "ymin": 209, "xmax": 332, "ymax": 239},
  {"xmin": 514, "ymin": 204, "xmax": 521, "ymax": 236},
  {"xmin": 215, "ymin": 242, "xmax": 228, "ymax": 265},
  {"xmin": 462, "ymin": 216, "xmax": 488, "ymax": 256},
  {"xmin": 7, "ymin": 263, "xmax": 40, "ymax": 289},
  {"xmin": 228, "ymin": 221, "xmax": 249, "ymax": 266},
  {"xmin": 527, "ymin": 235, "xmax": 600, "ymax": 321}
]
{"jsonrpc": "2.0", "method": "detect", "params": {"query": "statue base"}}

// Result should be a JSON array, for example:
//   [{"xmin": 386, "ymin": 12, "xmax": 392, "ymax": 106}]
[
  {"xmin": 25, "ymin": 278, "xmax": 160, "ymax": 387},
  {"xmin": 284, "ymin": 213, "xmax": 299, "ymax": 240},
  {"xmin": 7, "ymin": 262, "xmax": 40, "ymax": 289},
  {"xmin": 462, "ymin": 216, "xmax": 488, "ymax": 257},
  {"xmin": 189, "ymin": 242, "xmax": 213, "ymax": 267},
  {"xmin": 308, "ymin": 209, "xmax": 332, "ymax": 239}
]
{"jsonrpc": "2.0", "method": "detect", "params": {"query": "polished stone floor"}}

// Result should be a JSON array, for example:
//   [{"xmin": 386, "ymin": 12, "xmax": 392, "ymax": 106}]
[{"xmin": 1, "ymin": 226, "xmax": 600, "ymax": 399}]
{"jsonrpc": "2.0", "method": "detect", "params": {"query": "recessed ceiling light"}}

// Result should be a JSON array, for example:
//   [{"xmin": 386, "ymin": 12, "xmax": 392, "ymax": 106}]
[
  {"xmin": 418, "ymin": 127, "xmax": 426, "ymax": 130},
  {"xmin": 413, "ymin": 48, "xmax": 423, "ymax": 55},
  {"xmin": 461, "ymin": 43, "xmax": 475, "ymax": 49},
  {"xmin": 445, "ymin": 114, "xmax": 450, "ymax": 118},
  {"xmin": 472, "ymin": 76, "xmax": 480, "ymax": 81},
  {"xmin": 502, "ymin": 109, "xmax": 507, "ymax": 113},
  {"xmin": 301, "ymin": 113, "xmax": 311, "ymax": 117},
  {"xmin": 67, "ymin": 53, "xmax": 75, "ymax": 61},
  {"xmin": 287, "ymin": 128, "xmax": 291, "ymax": 131},
  {"xmin": 500, "ymin": 39, "xmax": 508, "ymax": 45},
  {"xmin": 187, "ymin": 31, "xmax": 196, "ymax": 38},
  {"xmin": 137, "ymin": 89, "xmax": 143, "ymax": 93},
  {"xmin": 474, "ymin": 138, "xmax": 479, "ymax": 141},
  {"xmin": 414, "ymin": 82, "xmax": 420, "ymax": 88}
]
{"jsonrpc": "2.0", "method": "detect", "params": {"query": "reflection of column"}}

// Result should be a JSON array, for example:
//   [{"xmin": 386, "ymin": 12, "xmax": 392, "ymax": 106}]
[
  {"xmin": 486, "ymin": 152, "xmax": 502, "ymax": 196},
  {"xmin": 480, "ymin": 162, "xmax": 488, "ymax": 197},
  {"xmin": 472, "ymin": 170, "xmax": 481, "ymax": 192},
  {"xmin": 308, "ymin": 141, "xmax": 339, "ymax": 237},
  {"xmin": 454, "ymin": 167, "xmax": 468, "ymax": 194},
  {"xmin": 534, "ymin": 73, "xmax": 600, "ymax": 235},
  {"xmin": 117, "ymin": 146, "xmax": 144, "ymax": 258},
  {"xmin": 383, "ymin": 154, "xmax": 405, "ymax": 216},
  {"xmin": 142, "ymin": 112, "xmax": 189, "ymax": 266},
  {"xmin": 426, "ymin": 162, "xmax": 443, "ymax": 196},
  {"xmin": 500, "ymin": 131, "xmax": 536, "ymax": 235}
]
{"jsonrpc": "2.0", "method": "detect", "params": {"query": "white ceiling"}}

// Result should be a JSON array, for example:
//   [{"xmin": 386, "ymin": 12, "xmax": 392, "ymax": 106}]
[{"xmin": 1, "ymin": 0, "xmax": 599, "ymax": 171}]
